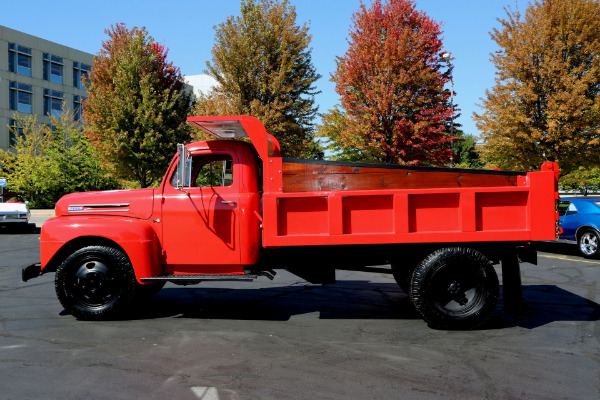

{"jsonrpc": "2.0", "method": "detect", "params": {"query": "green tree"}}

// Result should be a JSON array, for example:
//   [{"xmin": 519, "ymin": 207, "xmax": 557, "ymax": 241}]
[
  {"xmin": 474, "ymin": 0, "xmax": 600, "ymax": 174},
  {"xmin": 84, "ymin": 24, "xmax": 192, "ymax": 188},
  {"xmin": 560, "ymin": 167, "xmax": 600, "ymax": 194},
  {"xmin": 196, "ymin": 0, "xmax": 322, "ymax": 158},
  {"xmin": 0, "ymin": 113, "xmax": 118, "ymax": 208},
  {"xmin": 330, "ymin": 0, "xmax": 455, "ymax": 166},
  {"xmin": 315, "ymin": 105, "xmax": 381, "ymax": 162},
  {"xmin": 453, "ymin": 131, "xmax": 482, "ymax": 169}
]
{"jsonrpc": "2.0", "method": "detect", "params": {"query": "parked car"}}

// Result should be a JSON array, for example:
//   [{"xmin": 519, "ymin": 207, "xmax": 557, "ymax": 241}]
[
  {"xmin": 558, "ymin": 197, "xmax": 600, "ymax": 258},
  {"xmin": 0, "ymin": 192, "xmax": 30, "ymax": 228}
]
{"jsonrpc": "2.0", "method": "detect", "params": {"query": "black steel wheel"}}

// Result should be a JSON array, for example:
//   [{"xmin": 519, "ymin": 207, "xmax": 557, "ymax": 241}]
[
  {"xmin": 410, "ymin": 247, "xmax": 499, "ymax": 330},
  {"xmin": 577, "ymin": 229, "xmax": 600, "ymax": 259},
  {"xmin": 55, "ymin": 245, "xmax": 137, "ymax": 320}
]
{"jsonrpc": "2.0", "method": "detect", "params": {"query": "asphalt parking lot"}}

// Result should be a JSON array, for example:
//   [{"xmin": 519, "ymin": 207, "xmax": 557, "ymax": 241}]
[{"xmin": 0, "ymin": 216, "xmax": 599, "ymax": 399}]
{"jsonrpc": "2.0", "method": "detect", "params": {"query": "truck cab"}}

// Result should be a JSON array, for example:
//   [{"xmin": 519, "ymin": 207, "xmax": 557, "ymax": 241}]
[{"xmin": 159, "ymin": 140, "xmax": 262, "ymax": 274}]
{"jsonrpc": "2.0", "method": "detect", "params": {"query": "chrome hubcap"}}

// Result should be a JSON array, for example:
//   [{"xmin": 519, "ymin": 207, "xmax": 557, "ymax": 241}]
[{"xmin": 580, "ymin": 232, "xmax": 598, "ymax": 256}]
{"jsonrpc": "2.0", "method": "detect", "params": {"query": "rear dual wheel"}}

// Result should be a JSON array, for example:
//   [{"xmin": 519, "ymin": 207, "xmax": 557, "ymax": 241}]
[{"xmin": 409, "ymin": 247, "xmax": 499, "ymax": 330}]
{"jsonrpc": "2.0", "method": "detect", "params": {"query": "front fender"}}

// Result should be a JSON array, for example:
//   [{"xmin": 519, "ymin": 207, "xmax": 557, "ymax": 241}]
[{"xmin": 41, "ymin": 216, "xmax": 162, "ymax": 283}]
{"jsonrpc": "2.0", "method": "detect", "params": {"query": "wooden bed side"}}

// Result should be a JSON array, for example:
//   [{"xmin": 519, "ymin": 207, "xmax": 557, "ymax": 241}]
[{"xmin": 282, "ymin": 159, "xmax": 522, "ymax": 193}]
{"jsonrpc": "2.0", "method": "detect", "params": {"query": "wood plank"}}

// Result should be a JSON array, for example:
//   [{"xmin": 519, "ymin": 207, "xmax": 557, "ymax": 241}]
[{"xmin": 282, "ymin": 161, "xmax": 519, "ymax": 192}]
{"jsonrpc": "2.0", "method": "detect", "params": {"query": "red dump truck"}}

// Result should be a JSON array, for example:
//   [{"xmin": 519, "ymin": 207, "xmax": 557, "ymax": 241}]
[{"xmin": 22, "ymin": 115, "xmax": 560, "ymax": 329}]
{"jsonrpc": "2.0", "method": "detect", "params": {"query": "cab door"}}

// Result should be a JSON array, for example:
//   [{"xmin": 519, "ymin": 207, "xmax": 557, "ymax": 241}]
[{"xmin": 161, "ymin": 151, "xmax": 242, "ymax": 273}]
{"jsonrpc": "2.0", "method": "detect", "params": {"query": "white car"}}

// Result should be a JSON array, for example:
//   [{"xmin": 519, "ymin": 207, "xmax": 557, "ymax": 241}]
[{"xmin": 0, "ymin": 193, "xmax": 31, "ymax": 227}]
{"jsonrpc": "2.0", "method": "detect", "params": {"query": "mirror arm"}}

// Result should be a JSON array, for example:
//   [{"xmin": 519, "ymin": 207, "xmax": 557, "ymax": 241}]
[{"xmin": 176, "ymin": 143, "xmax": 191, "ymax": 190}]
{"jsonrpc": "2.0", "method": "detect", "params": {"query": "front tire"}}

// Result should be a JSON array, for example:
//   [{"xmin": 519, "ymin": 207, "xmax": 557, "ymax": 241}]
[
  {"xmin": 410, "ymin": 247, "xmax": 499, "ymax": 330},
  {"xmin": 55, "ymin": 245, "xmax": 137, "ymax": 320},
  {"xmin": 578, "ymin": 230, "xmax": 600, "ymax": 258}
]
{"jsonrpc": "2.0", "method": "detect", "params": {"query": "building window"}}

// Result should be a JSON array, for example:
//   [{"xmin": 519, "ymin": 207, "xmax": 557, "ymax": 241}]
[
  {"xmin": 43, "ymin": 53, "xmax": 64, "ymax": 84},
  {"xmin": 44, "ymin": 89, "xmax": 64, "ymax": 118},
  {"xmin": 8, "ymin": 119, "xmax": 25, "ymax": 147},
  {"xmin": 73, "ymin": 95, "xmax": 86, "ymax": 121},
  {"xmin": 73, "ymin": 61, "xmax": 91, "ymax": 89},
  {"xmin": 8, "ymin": 43, "xmax": 32, "ymax": 76},
  {"xmin": 9, "ymin": 81, "xmax": 33, "ymax": 113}
]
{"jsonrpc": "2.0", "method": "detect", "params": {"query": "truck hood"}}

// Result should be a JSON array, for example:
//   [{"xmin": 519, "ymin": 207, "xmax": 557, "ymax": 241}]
[{"xmin": 55, "ymin": 189, "xmax": 156, "ymax": 220}]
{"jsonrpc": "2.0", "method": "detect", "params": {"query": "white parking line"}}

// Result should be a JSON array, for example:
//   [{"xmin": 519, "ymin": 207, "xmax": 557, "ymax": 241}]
[
  {"xmin": 191, "ymin": 387, "xmax": 220, "ymax": 400},
  {"xmin": 0, "ymin": 344, "xmax": 26, "ymax": 350}
]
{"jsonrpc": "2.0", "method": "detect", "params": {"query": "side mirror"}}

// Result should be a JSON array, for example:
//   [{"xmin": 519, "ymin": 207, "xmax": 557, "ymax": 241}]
[{"xmin": 176, "ymin": 143, "xmax": 192, "ymax": 189}]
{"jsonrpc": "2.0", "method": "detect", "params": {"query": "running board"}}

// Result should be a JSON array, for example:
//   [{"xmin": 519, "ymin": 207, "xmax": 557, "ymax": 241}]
[{"xmin": 141, "ymin": 274, "xmax": 258, "ymax": 284}]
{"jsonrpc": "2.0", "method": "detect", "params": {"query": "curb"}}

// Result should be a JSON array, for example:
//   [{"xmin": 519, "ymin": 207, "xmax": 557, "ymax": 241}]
[{"xmin": 30, "ymin": 209, "xmax": 55, "ymax": 217}]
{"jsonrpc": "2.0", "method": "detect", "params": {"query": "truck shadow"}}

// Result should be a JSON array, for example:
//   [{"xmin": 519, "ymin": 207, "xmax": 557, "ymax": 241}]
[
  {"xmin": 127, "ymin": 282, "xmax": 600, "ymax": 330},
  {"xmin": 0, "ymin": 223, "xmax": 39, "ymax": 234},
  {"xmin": 132, "ymin": 281, "xmax": 419, "ymax": 322},
  {"xmin": 492, "ymin": 285, "xmax": 600, "ymax": 330},
  {"xmin": 532, "ymin": 241, "xmax": 581, "ymax": 257}
]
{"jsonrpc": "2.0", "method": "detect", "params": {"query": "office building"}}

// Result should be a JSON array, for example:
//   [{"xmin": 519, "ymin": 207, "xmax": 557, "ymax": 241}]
[{"xmin": 0, "ymin": 26, "xmax": 94, "ymax": 151}]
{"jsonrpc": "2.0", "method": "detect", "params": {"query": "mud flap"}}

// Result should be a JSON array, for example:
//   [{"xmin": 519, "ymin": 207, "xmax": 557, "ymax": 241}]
[
  {"xmin": 22, "ymin": 262, "xmax": 41, "ymax": 282},
  {"xmin": 501, "ymin": 250, "xmax": 525, "ymax": 317}
]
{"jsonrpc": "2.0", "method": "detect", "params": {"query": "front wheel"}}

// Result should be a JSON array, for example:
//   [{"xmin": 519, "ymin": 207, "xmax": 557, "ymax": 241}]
[
  {"xmin": 55, "ymin": 245, "xmax": 137, "ymax": 320},
  {"xmin": 578, "ymin": 230, "xmax": 600, "ymax": 258},
  {"xmin": 410, "ymin": 247, "xmax": 499, "ymax": 330}
]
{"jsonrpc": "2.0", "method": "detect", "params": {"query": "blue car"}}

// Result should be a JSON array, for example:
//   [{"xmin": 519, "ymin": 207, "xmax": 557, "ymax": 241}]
[{"xmin": 558, "ymin": 197, "xmax": 600, "ymax": 258}]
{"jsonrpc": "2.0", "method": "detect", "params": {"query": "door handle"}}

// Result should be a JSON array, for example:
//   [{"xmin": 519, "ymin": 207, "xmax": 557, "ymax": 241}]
[{"xmin": 221, "ymin": 201, "xmax": 237, "ymax": 205}]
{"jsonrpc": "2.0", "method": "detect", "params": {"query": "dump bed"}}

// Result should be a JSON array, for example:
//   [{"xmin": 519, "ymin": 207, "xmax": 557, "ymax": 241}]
[
  {"xmin": 262, "ymin": 158, "xmax": 558, "ymax": 246},
  {"xmin": 188, "ymin": 115, "xmax": 559, "ymax": 248}
]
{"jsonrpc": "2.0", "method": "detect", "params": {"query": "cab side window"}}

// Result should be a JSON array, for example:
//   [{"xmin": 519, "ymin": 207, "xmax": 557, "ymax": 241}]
[
  {"xmin": 559, "ymin": 201, "xmax": 578, "ymax": 216},
  {"xmin": 192, "ymin": 155, "xmax": 234, "ymax": 187},
  {"xmin": 558, "ymin": 201, "xmax": 570, "ymax": 216},
  {"xmin": 170, "ymin": 154, "xmax": 234, "ymax": 188}
]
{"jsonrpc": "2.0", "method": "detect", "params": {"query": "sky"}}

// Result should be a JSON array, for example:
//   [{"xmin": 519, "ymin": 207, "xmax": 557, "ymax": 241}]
[{"xmin": 3, "ymin": 0, "xmax": 519, "ymax": 138}]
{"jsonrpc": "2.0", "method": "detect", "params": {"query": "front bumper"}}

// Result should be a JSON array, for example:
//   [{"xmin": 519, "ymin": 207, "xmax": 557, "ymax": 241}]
[{"xmin": 22, "ymin": 262, "xmax": 41, "ymax": 282}]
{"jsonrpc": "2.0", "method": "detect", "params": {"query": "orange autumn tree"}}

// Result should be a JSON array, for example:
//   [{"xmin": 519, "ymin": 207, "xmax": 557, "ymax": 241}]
[
  {"xmin": 83, "ymin": 24, "xmax": 192, "ymax": 188},
  {"xmin": 320, "ymin": 0, "xmax": 455, "ymax": 165},
  {"xmin": 475, "ymin": 0, "xmax": 600, "ymax": 175}
]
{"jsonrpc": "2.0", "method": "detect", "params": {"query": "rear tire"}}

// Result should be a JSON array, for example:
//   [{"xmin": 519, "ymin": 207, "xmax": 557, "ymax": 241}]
[
  {"xmin": 391, "ymin": 264, "xmax": 411, "ymax": 293},
  {"xmin": 410, "ymin": 247, "xmax": 499, "ymax": 330},
  {"xmin": 577, "ymin": 230, "xmax": 600, "ymax": 258},
  {"xmin": 55, "ymin": 246, "xmax": 137, "ymax": 320},
  {"xmin": 391, "ymin": 253, "xmax": 422, "ymax": 293}
]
